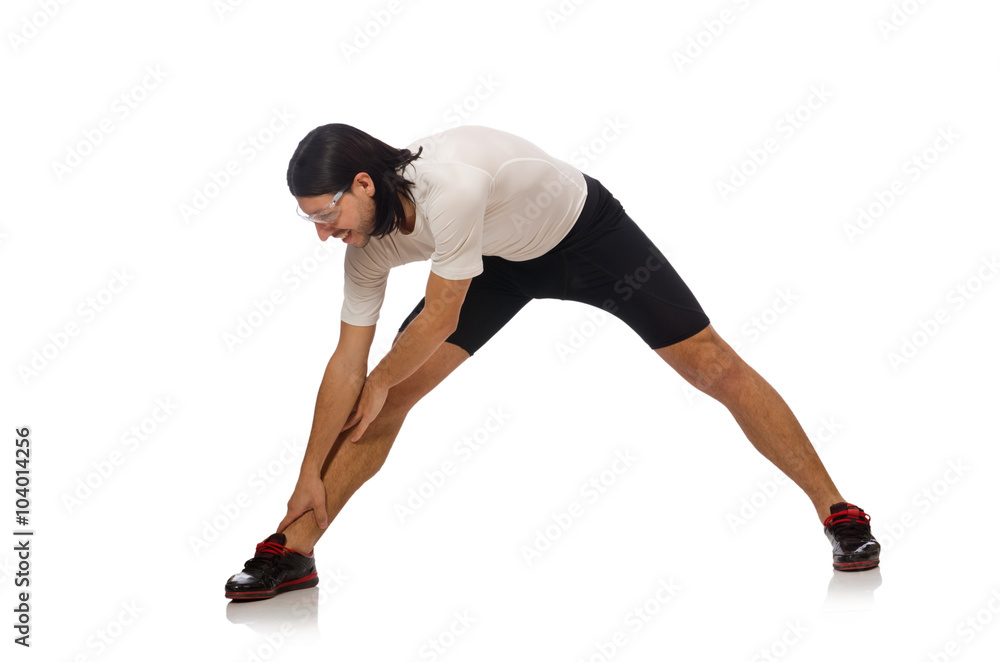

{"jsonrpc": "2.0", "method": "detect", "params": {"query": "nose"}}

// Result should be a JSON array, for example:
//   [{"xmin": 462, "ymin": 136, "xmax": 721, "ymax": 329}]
[{"xmin": 315, "ymin": 223, "xmax": 336, "ymax": 242}]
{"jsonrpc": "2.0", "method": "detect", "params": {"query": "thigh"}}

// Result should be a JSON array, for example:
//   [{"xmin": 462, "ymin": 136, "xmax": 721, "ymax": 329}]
[
  {"xmin": 398, "ymin": 256, "xmax": 532, "ymax": 357},
  {"xmin": 557, "ymin": 192, "xmax": 711, "ymax": 349}
]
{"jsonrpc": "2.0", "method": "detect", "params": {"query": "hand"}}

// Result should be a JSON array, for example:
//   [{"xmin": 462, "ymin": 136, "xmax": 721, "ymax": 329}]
[
  {"xmin": 277, "ymin": 473, "xmax": 329, "ymax": 533},
  {"xmin": 341, "ymin": 378, "xmax": 388, "ymax": 443}
]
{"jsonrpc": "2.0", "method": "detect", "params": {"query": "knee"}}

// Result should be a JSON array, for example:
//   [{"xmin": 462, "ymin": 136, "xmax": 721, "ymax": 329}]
[{"xmin": 681, "ymin": 340, "xmax": 745, "ymax": 400}]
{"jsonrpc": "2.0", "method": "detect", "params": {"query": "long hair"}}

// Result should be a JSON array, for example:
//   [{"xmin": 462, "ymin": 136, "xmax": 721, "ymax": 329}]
[{"xmin": 286, "ymin": 124, "xmax": 423, "ymax": 237}]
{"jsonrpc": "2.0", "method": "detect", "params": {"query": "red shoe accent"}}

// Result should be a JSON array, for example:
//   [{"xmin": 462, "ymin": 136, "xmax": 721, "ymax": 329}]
[
  {"xmin": 255, "ymin": 540, "xmax": 297, "ymax": 557},
  {"xmin": 823, "ymin": 506, "xmax": 870, "ymax": 529},
  {"xmin": 834, "ymin": 558, "xmax": 880, "ymax": 570},
  {"xmin": 276, "ymin": 571, "xmax": 319, "ymax": 589},
  {"xmin": 227, "ymin": 589, "xmax": 275, "ymax": 599}
]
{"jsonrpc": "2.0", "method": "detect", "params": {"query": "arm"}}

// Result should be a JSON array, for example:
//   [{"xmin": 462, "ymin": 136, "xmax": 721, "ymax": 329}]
[
  {"xmin": 300, "ymin": 321, "xmax": 376, "ymax": 472},
  {"xmin": 343, "ymin": 270, "xmax": 471, "ymax": 441},
  {"xmin": 343, "ymin": 166, "xmax": 485, "ymax": 441},
  {"xmin": 370, "ymin": 271, "xmax": 470, "ymax": 392},
  {"xmin": 277, "ymin": 321, "xmax": 374, "ymax": 533}
]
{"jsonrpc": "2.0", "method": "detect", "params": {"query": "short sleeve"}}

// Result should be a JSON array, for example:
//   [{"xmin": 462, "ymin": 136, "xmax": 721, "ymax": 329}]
[
  {"xmin": 340, "ymin": 246, "xmax": 389, "ymax": 326},
  {"xmin": 424, "ymin": 166, "xmax": 491, "ymax": 280}
]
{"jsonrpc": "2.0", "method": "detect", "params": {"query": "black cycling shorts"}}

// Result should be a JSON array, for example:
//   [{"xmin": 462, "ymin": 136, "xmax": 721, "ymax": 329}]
[{"xmin": 398, "ymin": 173, "xmax": 710, "ymax": 356}]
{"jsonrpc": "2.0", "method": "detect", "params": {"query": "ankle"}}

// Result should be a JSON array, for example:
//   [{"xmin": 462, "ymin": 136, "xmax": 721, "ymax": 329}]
[
  {"xmin": 814, "ymin": 495, "xmax": 846, "ymax": 522},
  {"xmin": 281, "ymin": 531, "xmax": 314, "ymax": 556}
]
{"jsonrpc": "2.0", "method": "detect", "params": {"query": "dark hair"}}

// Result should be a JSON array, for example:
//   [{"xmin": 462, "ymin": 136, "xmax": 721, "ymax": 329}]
[{"xmin": 286, "ymin": 124, "xmax": 423, "ymax": 237}]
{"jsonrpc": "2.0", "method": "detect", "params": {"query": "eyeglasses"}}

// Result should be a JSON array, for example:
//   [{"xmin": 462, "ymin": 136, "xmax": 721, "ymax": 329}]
[{"xmin": 296, "ymin": 185, "xmax": 350, "ymax": 225}]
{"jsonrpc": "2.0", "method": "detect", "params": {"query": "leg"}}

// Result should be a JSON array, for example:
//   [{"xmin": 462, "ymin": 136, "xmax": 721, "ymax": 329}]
[
  {"xmin": 281, "ymin": 340, "xmax": 470, "ymax": 553},
  {"xmin": 279, "ymin": 256, "xmax": 532, "ymax": 553},
  {"xmin": 655, "ymin": 324, "xmax": 844, "ymax": 522},
  {"xmin": 535, "ymin": 174, "xmax": 874, "ymax": 565}
]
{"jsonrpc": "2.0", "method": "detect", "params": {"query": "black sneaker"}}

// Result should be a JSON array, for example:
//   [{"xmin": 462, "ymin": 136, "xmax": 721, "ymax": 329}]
[
  {"xmin": 225, "ymin": 533, "xmax": 318, "ymax": 600},
  {"xmin": 823, "ymin": 502, "xmax": 881, "ymax": 571}
]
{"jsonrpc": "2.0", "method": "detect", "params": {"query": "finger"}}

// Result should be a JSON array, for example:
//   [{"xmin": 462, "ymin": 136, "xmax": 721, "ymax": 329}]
[
  {"xmin": 314, "ymin": 505, "xmax": 329, "ymax": 529},
  {"xmin": 342, "ymin": 408, "xmax": 361, "ymax": 432},
  {"xmin": 351, "ymin": 414, "xmax": 370, "ymax": 443}
]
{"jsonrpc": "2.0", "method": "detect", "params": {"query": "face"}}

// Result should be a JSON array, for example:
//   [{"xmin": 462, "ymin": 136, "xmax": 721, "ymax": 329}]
[{"xmin": 296, "ymin": 174, "xmax": 377, "ymax": 248}]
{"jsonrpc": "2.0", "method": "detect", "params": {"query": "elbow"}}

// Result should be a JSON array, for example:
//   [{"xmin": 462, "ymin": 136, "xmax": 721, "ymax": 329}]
[
  {"xmin": 404, "ymin": 306, "xmax": 459, "ymax": 342},
  {"xmin": 440, "ymin": 314, "xmax": 460, "ymax": 339},
  {"xmin": 421, "ymin": 307, "xmax": 460, "ymax": 339}
]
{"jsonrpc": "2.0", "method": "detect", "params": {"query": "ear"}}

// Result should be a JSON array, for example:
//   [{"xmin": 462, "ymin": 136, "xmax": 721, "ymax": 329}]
[{"xmin": 354, "ymin": 172, "xmax": 376, "ymax": 197}]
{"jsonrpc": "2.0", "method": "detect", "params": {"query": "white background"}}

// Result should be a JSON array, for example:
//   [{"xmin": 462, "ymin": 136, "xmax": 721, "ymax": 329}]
[{"xmin": 3, "ymin": 0, "xmax": 999, "ymax": 660}]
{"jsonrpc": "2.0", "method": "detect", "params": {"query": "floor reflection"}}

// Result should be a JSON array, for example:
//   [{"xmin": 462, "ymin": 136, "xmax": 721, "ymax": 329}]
[
  {"xmin": 823, "ymin": 566, "xmax": 882, "ymax": 612},
  {"xmin": 226, "ymin": 587, "xmax": 320, "ymax": 639}
]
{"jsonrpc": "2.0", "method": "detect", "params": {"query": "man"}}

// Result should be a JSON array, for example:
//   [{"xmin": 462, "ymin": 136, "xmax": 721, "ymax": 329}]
[{"xmin": 224, "ymin": 124, "xmax": 880, "ymax": 601}]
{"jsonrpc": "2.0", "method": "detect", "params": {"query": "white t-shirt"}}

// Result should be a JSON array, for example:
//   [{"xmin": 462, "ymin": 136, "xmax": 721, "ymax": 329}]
[{"xmin": 341, "ymin": 125, "xmax": 587, "ymax": 326}]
